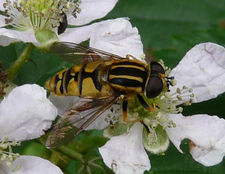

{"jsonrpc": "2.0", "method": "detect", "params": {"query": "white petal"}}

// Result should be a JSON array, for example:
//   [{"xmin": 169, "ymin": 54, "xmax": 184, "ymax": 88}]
[
  {"xmin": 0, "ymin": 0, "xmax": 4, "ymax": 11},
  {"xmin": 0, "ymin": 155, "xmax": 63, "ymax": 174},
  {"xmin": 90, "ymin": 18, "xmax": 144, "ymax": 59},
  {"xmin": 49, "ymin": 94, "xmax": 79, "ymax": 116},
  {"xmin": 59, "ymin": 23, "xmax": 96, "ymax": 43},
  {"xmin": 99, "ymin": 122, "xmax": 150, "ymax": 174},
  {"xmin": 0, "ymin": 14, "xmax": 7, "ymax": 27},
  {"xmin": 165, "ymin": 113, "xmax": 225, "ymax": 166},
  {"xmin": 170, "ymin": 42, "xmax": 225, "ymax": 103},
  {"xmin": 0, "ymin": 28, "xmax": 17, "ymax": 46},
  {"xmin": 0, "ymin": 84, "xmax": 57, "ymax": 141},
  {"xmin": 68, "ymin": 0, "xmax": 118, "ymax": 26},
  {"xmin": 0, "ymin": 28, "xmax": 37, "ymax": 46}
]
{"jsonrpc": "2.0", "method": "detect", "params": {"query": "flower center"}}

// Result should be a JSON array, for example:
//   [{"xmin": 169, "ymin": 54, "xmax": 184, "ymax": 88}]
[
  {"xmin": 3, "ymin": 0, "xmax": 81, "ymax": 31},
  {"xmin": 128, "ymin": 60, "xmax": 194, "ymax": 134},
  {"xmin": 0, "ymin": 138, "xmax": 21, "ymax": 172},
  {"xmin": 103, "ymin": 60, "xmax": 195, "ymax": 154}
]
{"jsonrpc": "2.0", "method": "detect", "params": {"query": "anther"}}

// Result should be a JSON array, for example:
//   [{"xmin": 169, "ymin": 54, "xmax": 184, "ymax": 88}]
[
  {"xmin": 189, "ymin": 88, "xmax": 193, "ymax": 92},
  {"xmin": 177, "ymin": 95, "xmax": 182, "ymax": 100},
  {"xmin": 176, "ymin": 88, "xmax": 181, "ymax": 94}
]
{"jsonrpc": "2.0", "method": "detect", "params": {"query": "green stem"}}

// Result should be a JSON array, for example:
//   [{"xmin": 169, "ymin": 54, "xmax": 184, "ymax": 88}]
[
  {"xmin": 6, "ymin": 43, "xmax": 35, "ymax": 81},
  {"xmin": 57, "ymin": 145, "xmax": 83, "ymax": 160}
]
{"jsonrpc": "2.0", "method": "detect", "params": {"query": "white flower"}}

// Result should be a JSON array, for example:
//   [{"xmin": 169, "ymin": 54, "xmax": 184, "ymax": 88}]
[
  {"xmin": 89, "ymin": 17, "xmax": 144, "ymax": 59},
  {"xmin": 165, "ymin": 43, "xmax": 225, "ymax": 166},
  {"xmin": 99, "ymin": 122, "xmax": 150, "ymax": 174},
  {"xmin": 99, "ymin": 43, "xmax": 225, "ymax": 173},
  {"xmin": 0, "ymin": 0, "xmax": 118, "ymax": 47},
  {"xmin": 0, "ymin": 155, "xmax": 63, "ymax": 174},
  {"xmin": 0, "ymin": 84, "xmax": 58, "ymax": 172},
  {"xmin": 0, "ymin": 84, "xmax": 57, "ymax": 141}
]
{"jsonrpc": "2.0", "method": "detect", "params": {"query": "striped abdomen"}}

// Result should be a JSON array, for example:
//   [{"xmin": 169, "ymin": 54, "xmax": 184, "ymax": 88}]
[
  {"xmin": 46, "ymin": 61, "xmax": 109, "ymax": 97},
  {"xmin": 108, "ymin": 60, "xmax": 147, "ymax": 94}
]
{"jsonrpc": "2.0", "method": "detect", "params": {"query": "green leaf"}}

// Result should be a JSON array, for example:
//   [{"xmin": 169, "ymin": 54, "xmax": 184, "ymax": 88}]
[
  {"xmin": 0, "ymin": 43, "xmax": 19, "ymax": 69},
  {"xmin": 0, "ymin": 43, "xmax": 72, "ymax": 86},
  {"xmin": 107, "ymin": 0, "xmax": 225, "ymax": 49}
]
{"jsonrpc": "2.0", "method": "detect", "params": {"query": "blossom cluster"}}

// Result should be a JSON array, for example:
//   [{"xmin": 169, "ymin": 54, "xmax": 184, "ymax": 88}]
[
  {"xmin": 0, "ymin": 0, "xmax": 225, "ymax": 174},
  {"xmin": 0, "ymin": 0, "xmax": 118, "ymax": 47},
  {"xmin": 98, "ymin": 42, "xmax": 225, "ymax": 173}
]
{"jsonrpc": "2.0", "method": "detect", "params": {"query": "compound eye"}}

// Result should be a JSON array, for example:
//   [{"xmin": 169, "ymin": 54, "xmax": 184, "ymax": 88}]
[
  {"xmin": 146, "ymin": 76, "xmax": 163, "ymax": 98},
  {"xmin": 150, "ymin": 62, "xmax": 165, "ymax": 74}
]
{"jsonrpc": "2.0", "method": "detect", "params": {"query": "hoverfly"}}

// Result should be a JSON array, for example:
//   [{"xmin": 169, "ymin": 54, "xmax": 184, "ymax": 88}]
[{"xmin": 45, "ymin": 42, "xmax": 172, "ymax": 149}]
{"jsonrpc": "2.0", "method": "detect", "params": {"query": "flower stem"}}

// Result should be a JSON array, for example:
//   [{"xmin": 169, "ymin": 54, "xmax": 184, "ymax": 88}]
[
  {"xmin": 6, "ymin": 43, "xmax": 35, "ymax": 81},
  {"xmin": 57, "ymin": 145, "xmax": 83, "ymax": 160}
]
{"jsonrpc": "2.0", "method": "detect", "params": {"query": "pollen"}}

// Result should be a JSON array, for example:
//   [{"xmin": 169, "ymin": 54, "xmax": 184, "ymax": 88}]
[
  {"xmin": 163, "ymin": 85, "xmax": 194, "ymax": 110},
  {"xmin": 140, "ymin": 54, "xmax": 146, "ymax": 60}
]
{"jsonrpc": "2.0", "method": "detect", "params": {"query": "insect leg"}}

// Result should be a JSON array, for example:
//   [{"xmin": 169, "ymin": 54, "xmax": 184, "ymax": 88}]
[
  {"xmin": 122, "ymin": 100, "xmax": 128, "ymax": 122},
  {"xmin": 137, "ymin": 94, "xmax": 156, "ymax": 112},
  {"xmin": 122, "ymin": 100, "xmax": 140, "ymax": 123},
  {"xmin": 140, "ymin": 120, "xmax": 151, "ymax": 135},
  {"xmin": 126, "ymin": 54, "xmax": 137, "ymax": 59}
]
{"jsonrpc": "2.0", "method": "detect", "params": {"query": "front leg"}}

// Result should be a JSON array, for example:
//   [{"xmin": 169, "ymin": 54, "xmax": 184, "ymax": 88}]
[
  {"xmin": 137, "ymin": 94, "xmax": 157, "ymax": 112},
  {"xmin": 122, "ymin": 100, "xmax": 128, "ymax": 122},
  {"xmin": 122, "ymin": 100, "xmax": 140, "ymax": 123}
]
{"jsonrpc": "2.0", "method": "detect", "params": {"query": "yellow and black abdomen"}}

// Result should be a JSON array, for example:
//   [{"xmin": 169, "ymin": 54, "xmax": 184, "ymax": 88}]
[
  {"xmin": 108, "ymin": 60, "xmax": 147, "ymax": 94},
  {"xmin": 46, "ymin": 61, "xmax": 109, "ymax": 97},
  {"xmin": 46, "ymin": 64, "xmax": 82, "ymax": 96}
]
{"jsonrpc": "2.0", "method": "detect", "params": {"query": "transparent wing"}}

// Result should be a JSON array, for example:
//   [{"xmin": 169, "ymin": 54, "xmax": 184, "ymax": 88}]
[
  {"xmin": 46, "ymin": 96, "xmax": 118, "ymax": 149},
  {"xmin": 50, "ymin": 42, "xmax": 126, "ymax": 64}
]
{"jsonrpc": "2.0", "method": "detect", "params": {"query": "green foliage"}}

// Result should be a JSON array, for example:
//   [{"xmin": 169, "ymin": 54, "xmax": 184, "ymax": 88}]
[{"xmin": 1, "ymin": 0, "xmax": 225, "ymax": 173}]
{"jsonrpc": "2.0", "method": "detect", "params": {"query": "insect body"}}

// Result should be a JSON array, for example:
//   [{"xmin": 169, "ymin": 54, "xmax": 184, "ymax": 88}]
[{"xmin": 46, "ymin": 42, "xmax": 171, "ymax": 148}]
